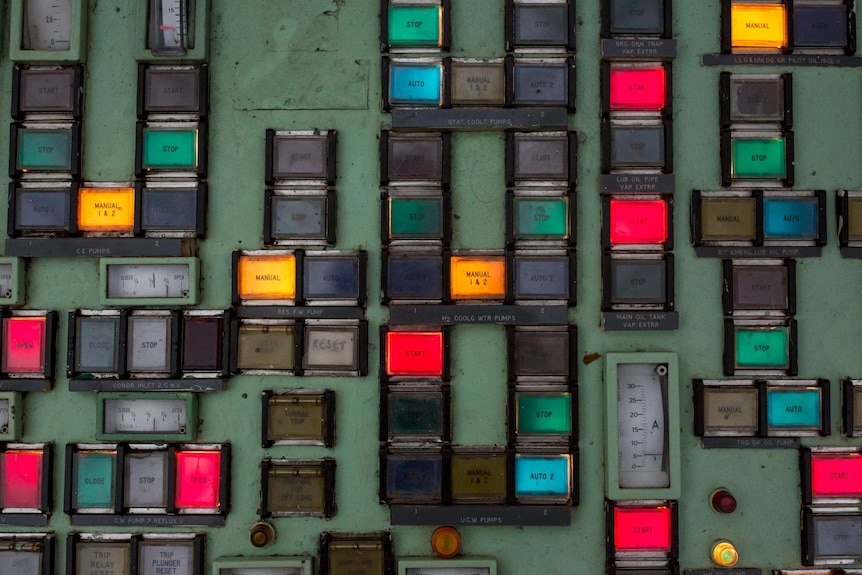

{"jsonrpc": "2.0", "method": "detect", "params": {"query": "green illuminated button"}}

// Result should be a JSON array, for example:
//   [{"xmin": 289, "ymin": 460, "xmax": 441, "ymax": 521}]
[
  {"xmin": 388, "ymin": 6, "xmax": 442, "ymax": 47},
  {"xmin": 514, "ymin": 198, "xmax": 569, "ymax": 240},
  {"xmin": 17, "ymin": 128, "xmax": 73, "ymax": 171},
  {"xmin": 767, "ymin": 387, "xmax": 821, "ymax": 429},
  {"xmin": 74, "ymin": 451, "xmax": 115, "ymax": 509},
  {"xmin": 389, "ymin": 196, "xmax": 443, "ymax": 239},
  {"xmin": 731, "ymin": 137, "xmax": 786, "ymax": 179},
  {"xmin": 735, "ymin": 327, "xmax": 789, "ymax": 368},
  {"xmin": 142, "ymin": 128, "xmax": 198, "ymax": 170},
  {"xmin": 517, "ymin": 393, "xmax": 571, "ymax": 434}
]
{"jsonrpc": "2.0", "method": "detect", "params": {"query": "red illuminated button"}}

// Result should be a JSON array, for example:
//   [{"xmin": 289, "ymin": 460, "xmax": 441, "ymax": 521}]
[
  {"xmin": 613, "ymin": 506, "xmax": 672, "ymax": 552},
  {"xmin": 610, "ymin": 67, "xmax": 667, "ymax": 111},
  {"xmin": 386, "ymin": 331, "xmax": 444, "ymax": 377},
  {"xmin": 811, "ymin": 453, "xmax": 862, "ymax": 498},
  {"xmin": 175, "ymin": 450, "xmax": 221, "ymax": 509},
  {"xmin": 1, "ymin": 450, "xmax": 43, "ymax": 509},
  {"xmin": 609, "ymin": 199, "xmax": 668, "ymax": 245},
  {"xmin": 2, "ymin": 317, "xmax": 47, "ymax": 374}
]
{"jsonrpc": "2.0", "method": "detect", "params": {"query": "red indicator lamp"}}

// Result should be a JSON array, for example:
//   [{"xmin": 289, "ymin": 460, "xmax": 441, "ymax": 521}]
[
  {"xmin": 810, "ymin": 453, "xmax": 862, "ymax": 498},
  {"xmin": 609, "ymin": 67, "xmax": 667, "ymax": 111},
  {"xmin": 1, "ymin": 450, "xmax": 44, "ymax": 509},
  {"xmin": 386, "ymin": 331, "xmax": 444, "ymax": 377},
  {"xmin": 609, "ymin": 199, "xmax": 669, "ymax": 245},
  {"xmin": 175, "ymin": 450, "xmax": 221, "ymax": 509},
  {"xmin": 613, "ymin": 505, "xmax": 672, "ymax": 552},
  {"xmin": 2, "ymin": 317, "xmax": 47, "ymax": 374}
]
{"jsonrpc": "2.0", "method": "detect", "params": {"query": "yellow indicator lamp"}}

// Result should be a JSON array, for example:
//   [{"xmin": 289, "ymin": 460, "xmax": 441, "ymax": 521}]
[
  {"xmin": 731, "ymin": 4, "xmax": 787, "ymax": 50},
  {"xmin": 712, "ymin": 540, "xmax": 739, "ymax": 567},
  {"xmin": 237, "ymin": 254, "xmax": 297, "ymax": 300},
  {"xmin": 78, "ymin": 187, "xmax": 136, "ymax": 232},
  {"xmin": 431, "ymin": 526, "xmax": 461, "ymax": 559},
  {"xmin": 449, "ymin": 256, "xmax": 507, "ymax": 300}
]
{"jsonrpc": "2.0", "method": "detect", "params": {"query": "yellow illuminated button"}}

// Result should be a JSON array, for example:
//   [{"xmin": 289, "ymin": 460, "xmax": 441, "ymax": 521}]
[
  {"xmin": 731, "ymin": 4, "xmax": 787, "ymax": 49},
  {"xmin": 712, "ymin": 541, "xmax": 739, "ymax": 567},
  {"xmin": 238, "ymin": 254, "xmax": 297, "ymax": 300},
  {"xmin": 77, "ymin": 188, "xmax": 136, "ymax": 232},
  {"xmin": 450, "ymin": 256, "xmax": 506, "ymax": 300}
]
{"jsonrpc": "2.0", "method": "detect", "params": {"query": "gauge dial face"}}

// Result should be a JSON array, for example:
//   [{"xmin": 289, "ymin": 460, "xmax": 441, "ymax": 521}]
[
  {"xmin": 103, "ymin": 398, "xmax": 187, "ymax": 434},
  {"xmin": 0, "ymin": 399, "xmax": 9, "ymax": 430},
  {"xmin": 23, "ymin": 0, "xmax": 72, "ymax": 51},
  {"xmin": 617, "ymin": 363, "xmax": 670, "ymax": 489},
  {"xmin": 106, "ymin": 264, "xmax": 191, "ymax": 299},
  {"xmin": 150, "ymin": 0, "xmax": 189, "ymax": 54}
]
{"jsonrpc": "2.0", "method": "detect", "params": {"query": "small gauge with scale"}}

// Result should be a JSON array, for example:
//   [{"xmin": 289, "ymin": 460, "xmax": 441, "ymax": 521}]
[
  {"xmin": 100, "ymin": 257, "xmax": 199, "ymax": 306},
  {"xmin": 11, "ymin": 0, "xmax": 87, "ymax": 62},
  {"xmin": 98, "ymin": 394, "xmax": 196, "ymax": 441}
]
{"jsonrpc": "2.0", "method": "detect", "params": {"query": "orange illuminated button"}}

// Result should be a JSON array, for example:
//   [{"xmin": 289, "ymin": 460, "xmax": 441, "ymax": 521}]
[
  {"xmin": 386, "ymin": 331, "xmax": 444, "ymax": 377},
  {"xmin": 174, "ymin": 450, "xmax": 221, "ymax": 509},
  {"xmin": 77, "ymin": 187, "xmax": 136, "ymax": 232},
  {"xmin": 810, "ymin": 453, "xmax": 862, "ymax": 498},
  {"xmin": 450, "ymin": 256, "xmax": 507, "ymax": 300},
  {"xmin": 237, "ymin": 254, "xmax": 297, "ymax": 300},
  {"xmin": 609, "ymin": 198, "xmax": 668, "ymax": 245},
  {"xmin": 731, "ymin": 4, "xmax": 788, "ymax": 49},
  {"xmin": 613, "ymin": 505, "xmax": 672, "ymax": 552}
]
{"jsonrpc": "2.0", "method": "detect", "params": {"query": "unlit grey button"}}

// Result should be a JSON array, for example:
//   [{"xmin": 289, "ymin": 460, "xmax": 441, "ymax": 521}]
[
  {"xmin": 76, "ymin": 317, "xmax": 120, "ymax": 373},
  {"xmin": 20, "ymin": 68, "xmax": 76, "ymax": 112},
  {"xmin": 124, "ymin": 451, "xmax": 168, "ymax": 508},
  {"xmin": 128, "ymin": 316, "xmax": 171, "ymax": 372},
  {"xmin": 610, "ymin": 125, "xmax": 665, "ymax": 168},
  {"xmin": 303, "ymin": 326, "xmax": 358, "ymax": 370}
]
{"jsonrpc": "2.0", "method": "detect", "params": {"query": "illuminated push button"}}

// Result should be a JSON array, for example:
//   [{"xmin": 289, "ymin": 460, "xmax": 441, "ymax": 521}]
[
  {"xmin": 514, "ymin": 256, "xmax": 571, "ymax": 300},
  {"xmin": 610, "ymin": 0, "xmax": 665, "ymax": 34},
  {"xmin": 609, "ymin": 199, "xmax": 668, "ymax": 245},
  {"xmin": 712, "ymin": 541, "xmax": 739, "ymax": 567},
  {"xmin": 389, "ymin": 136, "xmax": 444, "ymax": 181},
  {"xmin": 76, "ymin": 543, "xmax": 131, "ymax": 575},
  {"xmin": 272, "ymin": 135, "xmax": 329, "ymax": 180},
  {"xmin": 613, "ymin": 506, "xmax": 673, "ymax": 552},
  {"xmin": 2, "ymin": 317, "xmax": 47, "ymax": 375},
  {"xmin": 389, "ymin": 197, "xmax": 444, "ymax": 239},
  {"xmin": 699, "ymin": 197, "xmax": 757, "ymax": 241},
  {"xmin": 182, "ymin": 316, "xmax": 223, "ymax": 372},
  {"xmin": 767, "ymin": 387, "xmax": 821, "ymax": 429},
  {"xmin": 73, "ymin": 451, "xmax": 115, "ymax": 509},
  {"xmin": 302, "ymin": 325, "xmax": 360, "ymax": 371},
  {"xmin": 763, "ymin": 198, "xmax": 819, "ymax": 240},
  {"xmin": 386, "ymin": 255, "xmax": 444, "ymax": 300},
  {"xmin": 141, "ymin": 127, "xmax": 199, "ymax": 170},
  {"xmin": 127, "ymin": 316, "xmax": 171, "ymax": 373},
  {"xmin": 807, "ymin": 514, "xmax": 862, "ymax": 562},
  {"xmin": 388, "ymin": 5, "xmax": 443, "ymax": 47},
  {"xmin": 810, "ymin": 453, "xmax": 862, "ymax": 499},
  {"xmin": 610, "ymin": 125, "xmax": 666, "ymax": 168},
  {"xmin": 516, "ymin": 393, "xmax": 572, "ymax": 435},
  {"xmin": 77, "ymin": 187, "xmax": 136, "ymax": 232},
  {"xmin": 266, "ymin": 392, "xmax": 333, "ymax": 444},
  {"xmin": 734, "ymin": 326, "xmax": 789, "ymax": 368},
  {"xmin": 75, "ymin": 317, "xmax": 120, "ymax": 373},
  {"xmin": 514, "ymin": 5, "xmax": 569, "ymax": 46},
  {"xmin": 731, "ymin": 4, "xmax": 788, "ymax": 49},
  {"xmin": 701, "ymin": 387, "xmax": 759, "ymax": 435},
  {"xmin": 327, "ymin": 541, "xmax": 385, "ymax": 575},
  {"xmin": 730, "ymin": 137, "xmax": 786, "ymax": 179},
  {"xmin": 513, "ymin": 62, "xmax": 570, "ymax": 106},
  {"xmin": 450, "ymin": 452, "xmax": 507, "ymax": 503},
  {"xmin": 514, "ymin": 198, "xmax": 570, "ymax": 240},
  {"xmin": 729, "ymin": 77, "xmax": 785, "ymax": 122},
  {"xmin": 513, "ymin": 136, "xmax": 569, "ymax": 180},
  {"xmin": 237, "ymin": 324, "xmax": 295, "ymax": 371},
  {"xmin": 303, "ymin": 256, "xmax": 361, "ymax": 301},
  {"xmin": 0, "ymin": 546, "xmax": 41, "ymax": 575},
  {"xmin": 174, "ymin": 450, "xmax": 221, "ymax": 509},
  {"xmin": 237, "ymin": 254, "xmax": 297, "ymax": 300},
  {"xmin": 793, "ymin": 6, "xmax": 847, "ymax": 47},
  {"xmin": 514, "ymin": 454, "xmax": 570, "ymax": 497},
  {"xmin": 386, "ymin": 452, "xmax": 443, "ymax": 502},
  {"xmin": 450, "ymin": 61, "xmax": 505, "ymax": 106},
  {"xmin": 16, "ymin": 127, "xmax": 73, "ymax": 171},
  {"xmin": 13, "ymin": 189, "xmax": 72, "ymax": 231},
  {"xmin": 512, "ymin": 330, "xmax": 570, "ymax": 376},
  {"xmin": 387, "ymin": 392, "xmax": 444, "ymax": 437},
  {"xmin": 732, "ymin": 266, "xmax": 789, "ymax": 310},
  {"xmin": 610, "ymin": 260, "xmax": 667, "ymax": 304},
  {"xmin": 609, "ymin": 67, "xmax": 667, "ymax": 111},
  {"xmin": 141, "ymin": 188, "xmax": 199, "ymax": 232},
  {"xmin": 389, "ymin": 62, "xmax": 443, "ymax": 106},
  {"xmin": 1, "ymin": 449, "xmax": 43, "ymax": 508},
  {"xmin": 271, "ymin": 196, "xmax": 328, "ymax": 240},
  {"xmin": 143, "ymin": 67, "xmax": 202, "ymax": 113},
  {"xmin": 450, "ymin": 256, "xmax": 507, "ymax": 300},
  {"xmin": 19, "ymin": 68, "xmax": 77, "ymax": 113},
  {"xmin": 124, "ymin": 451, "xmax": 168, "ymax": 508},
  {"xmin": 266, "ymin": 462, "xmax": 333, "ymax": 516},
  {"xmin": 138, "ymin": 541, "xmax": 195, "ymax": 575},
  {"xmin": 386, "ymin": 331, "xmax": 444, "ymax": 377}
]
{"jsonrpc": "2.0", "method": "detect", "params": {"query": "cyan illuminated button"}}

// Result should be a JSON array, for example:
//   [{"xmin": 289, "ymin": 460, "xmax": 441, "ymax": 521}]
[
  {"xmin": 141, "ymin": 127, "xmax": 199, "ymax": 170},
  {"xmin": 389, "ymin": 62, "xmax": 443, "ymax": 106},
  {"xmin": 763, "ymin": 197, "xmax": 819, "ymax": 240},
  {"xmin": 735, "ymin": 326, "xmax": 789, "ymax": 369},
  {"xmin": 16, "ymin": 127, "xmax": 74, "ymax": 171},
  {"xmin": 73, "ymin": 451, "xmax": 116, "ymax": 509},
  {"xmin": 730, "ymin": 137, "xmax": 787, "ymax": 179},
  {"xmin": 388, "ymin": 5, "xmax": 443, "ymax": 47},
  {"xmin": 514, "ymin": 454, "xmax": 571, "ymax": 497},
  {"xmin": 767, "ymin": 387, "xmax": 822, "ymax": 429}
]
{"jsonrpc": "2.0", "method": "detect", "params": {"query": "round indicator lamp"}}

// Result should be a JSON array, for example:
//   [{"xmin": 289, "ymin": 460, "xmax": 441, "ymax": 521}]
[
  {"xmin": 712, "ymin": 541, "xmax": 739, "ymax": 567},
  {"xmin": 431, "ymin": 526, "xmax": 461, "ymax": 559},
  {"xmin": 711, "ymin": 489, "xmax": 738, "ymax": 514},
  {"xmin": 249, "ymin": 522, "xmax": 275, "ymax": 547}
]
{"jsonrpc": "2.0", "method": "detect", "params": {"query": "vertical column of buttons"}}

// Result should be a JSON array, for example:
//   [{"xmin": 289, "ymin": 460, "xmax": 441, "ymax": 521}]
[{"xmin": 600, "ymin": 0, "xmax": 677, "ymax": 332}]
